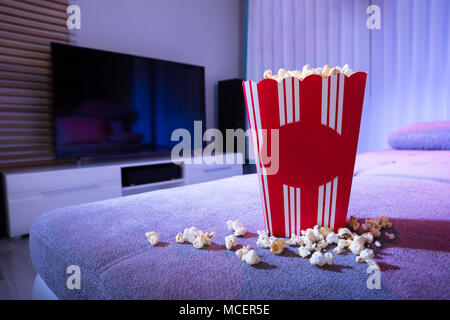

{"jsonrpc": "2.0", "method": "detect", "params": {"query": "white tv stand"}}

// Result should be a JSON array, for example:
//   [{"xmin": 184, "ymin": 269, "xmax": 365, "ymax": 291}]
[{"xmin": 1, "ymin": 153, "xmax": 243, "ymax": 237}]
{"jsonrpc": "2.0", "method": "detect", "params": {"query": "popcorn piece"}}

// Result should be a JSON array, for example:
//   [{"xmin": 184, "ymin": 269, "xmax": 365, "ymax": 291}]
[
  {"xmin": 305, "ymin": 228, "xmax": 316, "ymax": 242},
  {"xmin": 385, "ymin": 232, "xmax": 395, "ymax": 240},
  {"xmin": 349, "ymin": 239, "xmax": 365, "ymax": 255},
  {"xmin": 298, "ymin": 246, "xmax": 311, "ymax": 258},
  {"xmin": 263, "ymin": 69, "xmax": 273, "ymax": 79},
  {"xmin": 356, "ymin": 256, "xmax": 365, "ymax": 263},
  {"xmin": 361, "ymin": 232, "xmax": 374, "ymax": 245},
  {"xmin": 310, "ymin": 252, "xmax": 326, "ymax": 267},
  {"xmin": 256, "ymin": 230, "xmax": 271, "ymax": 248},
  {"xmin": 346, "ymin": 215, "xmax": 360, "ymax": 231},
  {"xmin": 380, "ymin": 216, "xmax": 392, "ymax": 229},
  {"xmin": 314, "ymin": 239, "xmax": 329, "ymax": 252},
  {"xmin": 325, "ymin": 232, "xmax": 339, "ymax": 244},
  {"xmin": 342, "ymin": 64, "xmax": 354, "ymax": 77},
  {"xmin": 333, "ymin": 247, "xmax": 344, "ymax": 254},
  {"xmin": 226, "ymin": 220, "xmax": 248, "ymax": 237},
  {"xmin": 366, "ymin": 218, "xmax": 381, "ymax": 229},
  {"xmin": 319, "ymin": 227, "xmax": 333, "ymax": 238},
  {"xmin": 313, "ymin": 225, "xmax": 324, "ymax": 241},
  {"xmin": 236, "ymin": 245, "xmax": 251, "ymax": 258},
  {"xmin": 374, "ymin": 241, "xmax": 382, "ymax": 248},
  {"xmin": 175, "ymin": 233, "xmax": 185, "ymax": 243},
  {"xmin": 225, "ymin": 234, "xmax": 237, "ymax": 250},
  {"xmin": 204, "ymin": 232, "xmax": 215, "ymax": 246},
  {"xmin": 242, "ymin": 249, "xmax": 261, "ymax": 265},
  {"xmin": 192, "ymin": 230, "xmax": 215, "ymax": 249},
  {"xmin": 303, "ymin": 237, "xmax": 317, "ymax": 251},
  {"xmin": 183, "ymin": 226, "xmax": 199, "ymax": 243},
  {"xmin": 352, "ymin": 235, "xmax": 366, "ymax": 245},
  {"xmin": 256, "ymin": 239, "xmax": 268, "ymax": 247},
  {"xmin": 145, "ymin": 231, "xmax": 159, "ymax": 246},
  {"xmin": 322, "ymin": 64, "xmax": 331, "ymax": 77},
  {"xmin": 370, "ymin": 225, "xmax": 382, "ymax": 238},
  {"xmin": 234, "ymin": 227, "xmax": 248, "ymax": 237},
  {"xmin": 287, "ymin": 233, "xmax": 304, "ymax": 247},
  {"xmin": 324, "ymin": 252, "xmax": 334, "ymax": 265},
  {"xmin": 269, "ymin": 238, "xmax": 286, "ymax": 255},
  {"xmin": 278, "ymin": 68, "xmax": 287, "ymax": 78},
  {"xmin": 338, "ymin": 227, "xmax": 352, "ymax": 239},
  {"xmin": 329, "ymin": 67, "xmax": 340, "ymax": 76},
  {"xmin": 360, "ymin": 248, "xmax": 375, "ymax": 260},
  {"xmin": 193, "ymin": 236, "xmax": 205, "ymax": 249}
]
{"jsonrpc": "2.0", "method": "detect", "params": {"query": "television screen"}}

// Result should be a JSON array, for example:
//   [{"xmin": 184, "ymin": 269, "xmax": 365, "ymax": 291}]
[{"xmin": 51, "ymin": 43, "xmax": 205, "ymax": 159}]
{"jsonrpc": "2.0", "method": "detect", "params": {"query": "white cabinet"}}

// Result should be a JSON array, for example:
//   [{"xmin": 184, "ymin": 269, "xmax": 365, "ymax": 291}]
[
  {"xmin": 1, "ymin": 154, "xmax": 243, "ymax": 237},
  {"xmin": 3, "ymin": 166, "xmax": 121, "ymax": 237}
]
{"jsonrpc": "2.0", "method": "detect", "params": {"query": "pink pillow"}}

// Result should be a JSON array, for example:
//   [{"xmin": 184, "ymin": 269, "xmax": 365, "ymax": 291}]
[
  {"xmin": 387, "ymin": 121, "xmax": 450, "ymax": 150},
  {"xmin": 56, "ymin": 117, "xmax": 108, "ymax": 145}
]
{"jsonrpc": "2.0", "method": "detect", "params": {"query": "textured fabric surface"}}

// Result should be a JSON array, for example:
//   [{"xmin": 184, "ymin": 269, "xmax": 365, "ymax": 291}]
[
  {"xmin": 30, "ymin": 150, "xmax": 450, "ymax": 300},
  {"xmin": 388, "ymin": 121, "xmax": 450, "ymax": 150}
]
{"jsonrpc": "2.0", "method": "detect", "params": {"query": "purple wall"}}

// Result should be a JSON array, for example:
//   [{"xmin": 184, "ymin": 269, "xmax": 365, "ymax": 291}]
[{"xmin": 69, "ymin": 0, "xmax": 245, "ymax": 130}]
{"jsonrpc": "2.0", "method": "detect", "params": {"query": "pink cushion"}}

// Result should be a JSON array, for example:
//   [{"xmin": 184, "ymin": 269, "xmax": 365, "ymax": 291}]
[
  {"xmin": 56, "ymin": 117, "xmax": 108, "ymax": 145},
  {"xmin": 388, "ymin": 121, "xmax": 450, "ymax": 150}
]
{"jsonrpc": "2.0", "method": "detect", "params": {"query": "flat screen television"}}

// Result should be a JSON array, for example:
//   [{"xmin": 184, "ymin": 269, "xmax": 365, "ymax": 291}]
[{"xmin": 51, "ymin": 43, "xmax": 205, "ymax": 159}]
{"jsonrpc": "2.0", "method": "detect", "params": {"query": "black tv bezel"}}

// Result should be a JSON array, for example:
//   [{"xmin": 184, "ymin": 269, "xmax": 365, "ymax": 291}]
[{"xmin": 50, "ymin": 42, "xmax": 206, "ymax": 161}]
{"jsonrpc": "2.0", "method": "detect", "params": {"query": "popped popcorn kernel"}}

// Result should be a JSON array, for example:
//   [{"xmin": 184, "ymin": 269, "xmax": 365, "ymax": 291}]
[
  {"xmin": 263, "ymin": 69, "xmax": 273, "ymax": 79},
  {"xmin": 175, "ymin": 233, "xmax": 185, "ymax": 243},
  {"xmin": 256, "ymin": 230, "xmax": 271, "ymax": 248},
  {"xmin": 361, "ymin": 232, "xmax": 374, "ymax": 245},
  {"xmin": 313, "ymin": 225, "xmax": 324, "ymax": 241},
  {"xmin": 314, "ymin": 239, "xmax": 329, "ymax": 252},
  {"xmin": 184, "ymin": 227, "xmax": 215, "ymax": 249},
  {"xmin": 182, "ymin": 226, "xmax": 199, "ymax": 243},
  {"xmin": 346, "ymin": 215, "xmax": 360, "ymax": 231},
  {"xmin": 360, "ymin": 248, "xmax": 375, "ymax": 260},
  {"xmin": 226, "ymin": 220, "xmax": 248, "ymax": 237},
  {"xmin": 324, "ymin": 252, "xmax": 334, "ymax": 265},
  {"xmin": 385, "ymin": 232, "xmax": 395, "ymax": 240},
  {"xmin": 269, "ymin": 238, "xmax": 286, "ymax": 255},
  {"xmin": 145, "ymin": 231, "xmax": 159, "ymax": 246},
  {"xmin": 236, "ymin": 245, "xmax": 251, "ymax": 258},
  {"xmin": 225, "ymin": 234, "xmax": 237, "ymax": 250},
  {"xmin": 334, "ymin": 247, "xmax": 345, "ymax": 254},
  {"xmin": 325, "ymin": 232, "xmax": 339, "ymax": 244},
  {"xmin": 319, "ymin": 227, "xmax": 333, "ymax": 238},
  {"xmin": 287, "ymin": 233, "xmax": 304, "ymax": 247},
  {"xmin": 349, "ymin": 239, "xmax": 365, "ymax": 255},
  {"xmin": 310, "ymin": 251, "xmax": 326, "ymax": 267},
  {"xmin": 298, "ymin": 246, "xmax": 311, "ymax": 258},
  {"xmin": 380, "ymin": 216, "xmax": 392, "ymax": 229},
  {"xmin": 242, "ymin": 249, "xmax": 261, "ymax": 265},
  {"xmin": 338, "ymin": 227, "xmax": 352, "ymax": 239}
]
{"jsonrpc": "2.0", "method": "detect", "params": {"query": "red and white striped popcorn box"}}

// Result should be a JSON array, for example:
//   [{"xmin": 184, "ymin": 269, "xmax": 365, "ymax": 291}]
[{"xmin": 242, "ymin": 72, "xmax": 367, "ymax": 237}]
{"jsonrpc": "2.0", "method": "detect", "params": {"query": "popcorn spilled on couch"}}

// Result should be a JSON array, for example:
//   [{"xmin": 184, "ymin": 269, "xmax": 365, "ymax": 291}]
[
  {"xmin": 263, "ymin": 64, "xmax": 354, "ymax": 81},
  {"xmin": 164, "ymin": 214, "xmax": 393, "ymax": 270},
  {"xmin": 256, "ymin": 215, "xmax": 393, "ymax": 271}
]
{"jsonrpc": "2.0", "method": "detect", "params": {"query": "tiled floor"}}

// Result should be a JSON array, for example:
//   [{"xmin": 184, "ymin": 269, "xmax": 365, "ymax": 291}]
[{"xmin": 0, "ymin": 236, "xmax": 36, "ymax": 300}]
